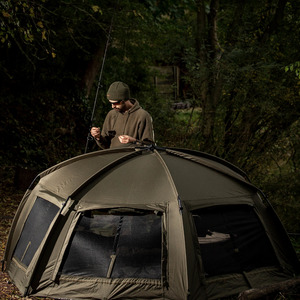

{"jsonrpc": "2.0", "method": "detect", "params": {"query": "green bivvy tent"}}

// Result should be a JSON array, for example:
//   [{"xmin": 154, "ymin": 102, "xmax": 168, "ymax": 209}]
[{"xmin": 3, "ymin": 146, "xmax": 300, "ymax": 299}]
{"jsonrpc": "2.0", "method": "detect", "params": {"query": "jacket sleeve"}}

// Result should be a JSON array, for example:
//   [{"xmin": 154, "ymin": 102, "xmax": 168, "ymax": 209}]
[{"xmin": 138, "ymin": 113, "xmax": 155, "ymax": 145}]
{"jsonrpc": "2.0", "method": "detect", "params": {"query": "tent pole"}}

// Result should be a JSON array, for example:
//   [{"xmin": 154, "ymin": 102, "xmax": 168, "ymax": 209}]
[{"xmin": 106, "ymin": 215, "xmax": 124, "ymax": 278}]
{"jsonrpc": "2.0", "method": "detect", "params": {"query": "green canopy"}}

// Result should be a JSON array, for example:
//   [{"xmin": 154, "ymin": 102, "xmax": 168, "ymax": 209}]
[{"xmin": 4, "ymin": 146, "xmax": 300, "ymax": 299}]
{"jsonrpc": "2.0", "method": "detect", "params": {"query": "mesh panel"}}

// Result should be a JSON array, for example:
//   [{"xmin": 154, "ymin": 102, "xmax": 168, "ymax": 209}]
[
  {"xmin": 61, "ymin": 214, "xmax": 119, "ymax": 277},
  {"xmin": 60, "ymin": 210, "xmax": 162, "ymax": 279},
  {"xmin": 112, "ymin": 214, "xmax": 161, "ymax": 278},
  {"xmin": 13, "ymin": 197, "xmax": 59, "ymax": 267},
  {"xmin": 192, "ymin": 205, "xmax": 279, "ymax": 277}
]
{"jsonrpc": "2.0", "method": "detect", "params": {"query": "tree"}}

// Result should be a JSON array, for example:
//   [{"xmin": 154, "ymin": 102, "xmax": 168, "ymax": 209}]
[
  {"xmin": 176, "ymin": 0, "xmax": 300, "ymax": 231},
  {"xmin": 179, "ymin": 0, "xmax": 299, "ymax": 160},
  {"xmin": 0, "ymin": 0, "xmax": 116, "ymax": 169}
]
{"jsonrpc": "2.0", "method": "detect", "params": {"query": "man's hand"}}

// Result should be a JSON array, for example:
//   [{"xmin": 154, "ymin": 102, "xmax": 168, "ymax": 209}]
[
  {"xmin": 90, "ymin": 127, "xmax": 101, "ymax": 140},
  {"xmin": 118, "ymin": 135, "xmax": 136, "ymax": 144}
]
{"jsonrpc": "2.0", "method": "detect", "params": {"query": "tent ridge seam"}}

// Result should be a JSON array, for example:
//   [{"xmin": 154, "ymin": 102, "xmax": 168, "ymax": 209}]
[
  {"xmin": 166, "ymin": 149, "xmax": 258, "ymax": 192},
  {"xmin": 70, "ymin": 150, "xmax": 143, "ymax": 199}
]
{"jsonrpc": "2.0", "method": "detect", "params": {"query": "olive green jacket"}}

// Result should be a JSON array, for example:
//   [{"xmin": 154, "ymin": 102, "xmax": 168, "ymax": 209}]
[{"xmin": 96, "ymin": 99, "xmax": 154, "ymax": 149}]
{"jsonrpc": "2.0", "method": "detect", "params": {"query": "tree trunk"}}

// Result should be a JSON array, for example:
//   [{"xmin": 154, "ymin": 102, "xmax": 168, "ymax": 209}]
[
  {"xmin": 81, "ymin": 31, "xmax": 107, "ymax": 98},
  {"xmin": 261, "ymin": 0, "xmax": 288, "ymax": 43},
  {"xmin": 195, "ymin": 0, "xmax": 207, "ymax": 61},
  {"xmin": 198, "ymin": 0, "xmax": 223, "ymax": 150}
]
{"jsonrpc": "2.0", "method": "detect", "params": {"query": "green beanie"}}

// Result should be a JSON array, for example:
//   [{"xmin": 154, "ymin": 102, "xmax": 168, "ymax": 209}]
[{"xmin": 106, "ymin": 81, "xmax": 130, "ymax": 101}]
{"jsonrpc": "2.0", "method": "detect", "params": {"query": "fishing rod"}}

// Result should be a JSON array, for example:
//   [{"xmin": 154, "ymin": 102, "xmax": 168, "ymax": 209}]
[{"xmin": 84, "ymin": 7, "xmax": 116, "ymax": 154}]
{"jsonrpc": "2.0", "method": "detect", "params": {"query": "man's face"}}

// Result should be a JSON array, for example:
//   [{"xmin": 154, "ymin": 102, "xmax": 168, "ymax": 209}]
[{"xmin": 109, "ymin": 100, "xmax": 126, "ymax": 112}]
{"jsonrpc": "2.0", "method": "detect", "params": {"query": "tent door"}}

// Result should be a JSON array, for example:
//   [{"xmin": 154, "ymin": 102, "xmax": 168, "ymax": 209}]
[{"xmin": 58, "ymin": 209, "xmax": 163, "ymax": 280}]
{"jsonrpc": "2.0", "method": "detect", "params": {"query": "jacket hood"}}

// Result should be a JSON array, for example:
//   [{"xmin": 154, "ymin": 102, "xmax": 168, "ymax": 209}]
[{"xmin": 128, "ymin": 98, "xmax": 141, "ymax": 114}]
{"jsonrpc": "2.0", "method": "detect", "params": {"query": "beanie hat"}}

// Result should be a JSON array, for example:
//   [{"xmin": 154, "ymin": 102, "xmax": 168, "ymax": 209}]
[{"xmin": 106, "ymin": 81, "xmax": 130, "ymax": 102}]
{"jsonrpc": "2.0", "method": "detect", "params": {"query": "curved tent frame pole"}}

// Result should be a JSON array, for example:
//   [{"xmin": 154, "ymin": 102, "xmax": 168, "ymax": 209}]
[{"xmin": 84, "ymin": 3, "xmax": 118, "ymax": 154}]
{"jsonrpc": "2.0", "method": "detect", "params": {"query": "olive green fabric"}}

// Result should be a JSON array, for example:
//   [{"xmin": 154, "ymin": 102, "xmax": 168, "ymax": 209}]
[
  {"xmin": 97, "ymin": 99, "xmax": 154, "ymax": 149},
  {"xmin": 4, "ymin": 146, "xmax": 300, "ymax": 300},
  {"xmin": 106, "ymin": 81, "xmax": 130, "ymax": 101}
]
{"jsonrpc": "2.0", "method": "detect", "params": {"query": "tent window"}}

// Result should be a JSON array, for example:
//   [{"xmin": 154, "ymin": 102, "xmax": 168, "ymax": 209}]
[
  {"xmin": 13, "ymin": 197, "xmax": 59, "ymax": 267},
  {"xmin": 192, "ymin": 205, "xmax": 278, "ymax": 277},
  {"xmin": 60, "ymin": 210, "xmax": 162, "ymax": 279}
]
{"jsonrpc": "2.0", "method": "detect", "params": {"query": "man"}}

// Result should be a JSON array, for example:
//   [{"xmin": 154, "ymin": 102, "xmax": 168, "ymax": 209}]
[{"xmin": 90, "ymin": 81, "xmax": 154, "ymax": 149}]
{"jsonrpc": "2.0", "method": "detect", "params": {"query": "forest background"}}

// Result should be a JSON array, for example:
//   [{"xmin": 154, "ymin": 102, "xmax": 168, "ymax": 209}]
[{"xmin": 0, "ymin": 0, "xmax": 299, "ymax": 238}]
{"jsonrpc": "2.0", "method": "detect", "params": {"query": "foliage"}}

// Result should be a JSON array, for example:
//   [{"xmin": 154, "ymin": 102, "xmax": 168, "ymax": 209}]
[
  {"xmin": 170, "ymin": 0, "xmax": 300, "ymax": 231},
  {"xmin": 0, "ymin": 0, "xmax": 55, "ymax": 63},
  {"xmin": 290, "ymin": 235, "xmax": 300, "ymax": 260},
  {"xmin": 0, "ymin": 0, "xmax": 113, "ymax": 170},
  {"xmin": 285, "ymin": 61, "xmax": 300, "ymax": 79}
]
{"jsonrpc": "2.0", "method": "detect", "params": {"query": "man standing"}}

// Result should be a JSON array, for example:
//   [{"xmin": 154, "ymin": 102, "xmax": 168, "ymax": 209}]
[{"xmin": 90, "ymin": 81, "xmax": 154, "ymax": 149}]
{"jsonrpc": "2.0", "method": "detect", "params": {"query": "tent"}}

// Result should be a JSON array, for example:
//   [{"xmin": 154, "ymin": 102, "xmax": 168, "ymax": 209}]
[{"xmin": 3, "ymin": 146, "xmax": 300, "ymax": 299}]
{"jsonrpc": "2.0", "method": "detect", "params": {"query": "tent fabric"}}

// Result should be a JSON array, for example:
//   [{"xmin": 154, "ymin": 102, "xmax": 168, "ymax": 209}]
[{"xmin": 4, "ymin": 145, "xmax": 300, "ymax": 300}]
